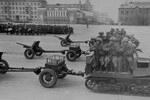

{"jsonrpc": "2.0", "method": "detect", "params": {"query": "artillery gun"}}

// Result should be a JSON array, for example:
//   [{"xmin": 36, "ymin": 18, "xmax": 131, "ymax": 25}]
[
  {"xmin": 54, "ymin": 34, "xmax": 89, "ymax": 47},
  {"xmin": 17, "ymin": 41, "xmax": 88, "ymax": 61},
  {"xmin": 0, "ymin": 52, "xmax": 84, "ymax": 88}
]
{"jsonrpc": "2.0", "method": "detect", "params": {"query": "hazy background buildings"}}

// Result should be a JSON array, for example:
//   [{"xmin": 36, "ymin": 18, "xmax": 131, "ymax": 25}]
[
  {"xmin": 119, "ymin": 1, "xmax": 150, "ymax": 25},
  {"xmin": 0, "ymin": 0, "xmax": 115, "ymax": 25},
  {"xmin": 1, "ymin": 0, "xmax": 150, "ymax": 25}
]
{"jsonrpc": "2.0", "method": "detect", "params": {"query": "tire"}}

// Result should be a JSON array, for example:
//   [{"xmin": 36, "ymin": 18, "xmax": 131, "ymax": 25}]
[
  {"xmin": 0, "ymin": 59, "xmax": 9, "ymax": 74},
  {"xmin": 58, "ymin": 73, "xmax": 67, "ymax": 79},
  {"xmin": 60, "ymin": 40, "xmax": 68, "ymax": 47},
  {"xmin": 66, "ymin": 51, "xmax": 77, "ymax": 61},
  {"xmin": 39, "ymin": 69, "xmax": 57, "ymax": 88},
  {"xmin": 24, "ymin": 48, "xmax": 35, "ymax": 59}
]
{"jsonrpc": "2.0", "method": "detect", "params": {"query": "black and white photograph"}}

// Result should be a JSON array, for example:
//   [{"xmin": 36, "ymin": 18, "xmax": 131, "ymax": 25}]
[{"xmin": 0, "ymin": 0, "xmax": 150, "ymax": 100}]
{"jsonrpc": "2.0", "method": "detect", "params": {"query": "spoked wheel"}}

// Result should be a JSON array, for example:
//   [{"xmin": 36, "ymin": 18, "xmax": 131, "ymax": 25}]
[
  {"xmin": 60, "ymin": 40, "xmax": 69, "ymax": 47},
  {"xmin": 0, "ymin": 59, "xmax": 9, "ymax": 74},
  {"xmin": 85, "ymin": 79, "xmax": 97, "ymax": 90},
  {"xmin": 128, "ymin": 84, "xmax": 137, "ymax": 93},
  {"xmin": 66, "ymin": 51, "xmax": 77, "ymax": 61},
  {"xmin": 39, "ymin": 69, "xmax": 57, "ymax": 88},
  {"xmin": 24, "ymin": 48, "xmax": 35, "ymax": 59}
]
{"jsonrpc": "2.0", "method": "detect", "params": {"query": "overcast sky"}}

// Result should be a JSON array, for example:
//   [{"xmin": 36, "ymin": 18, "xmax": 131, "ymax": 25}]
[{"xmin": 47, "ymin": 0, "xmax": 150, "ymax": 21}]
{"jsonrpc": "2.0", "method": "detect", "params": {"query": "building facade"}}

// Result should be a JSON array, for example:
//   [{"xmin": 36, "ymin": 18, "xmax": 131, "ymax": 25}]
[
  {"xmin": 0, "ymin": 0, "xmax": 94, "ymax": 24},
  {"xmin": 42, "ymin": 0, "xmax": 93, "ymax": 24},
  {"xmin": 0, "ymin": 0, "xmax": 47, "ymax": 23},
  {"xmin": 119, "ymin": 2, "xmax": 150, "ymax": 25}
]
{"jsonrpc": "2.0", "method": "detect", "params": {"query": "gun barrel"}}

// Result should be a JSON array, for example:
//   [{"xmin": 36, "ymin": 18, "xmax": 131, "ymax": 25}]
[{"xmin": 16, "ymin": 42, "xmax": 24, "ymax": 46}]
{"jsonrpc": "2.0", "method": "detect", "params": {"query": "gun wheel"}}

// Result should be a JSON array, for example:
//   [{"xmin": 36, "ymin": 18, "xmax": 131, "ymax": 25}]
[
  {"xmin": 0, "ymin": 59, "xmax": 9, "ymax": 74},
  {"xmin": 66, "ymin": 51, "xmax": 77, "ymax": 61},
  {"xmin": 60, "ymin": 40, "xmax": 68, "ymax": 47},
  {"xmin": 39, "ymin": 69, "xmax": 57, "ymax": 88},
  {"xmin": 24, "ymin": 48, "xmax": 35, "ymax": 59}
]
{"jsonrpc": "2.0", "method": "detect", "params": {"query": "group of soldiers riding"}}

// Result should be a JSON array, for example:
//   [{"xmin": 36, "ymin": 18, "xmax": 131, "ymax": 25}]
[
  {"xmin": 87, "ymin": 28, "xmax": 141, "ymax": 74},
  {"xmin": 0, "ymin": 23, "xmax": 73, "ymax": 35}
]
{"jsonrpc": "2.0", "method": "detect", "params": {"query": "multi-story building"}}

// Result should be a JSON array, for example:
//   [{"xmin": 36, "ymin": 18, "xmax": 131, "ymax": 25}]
[
  {"xmin": 41, "ymin": 0, "xmax": 93, "ymax": 24},
  {"xmin": 119, "ymin": 1, "xmax": 150, "ymax": 25},
  {"xmin": 0, "ymin": 0, "xmax": 47, "ymax": 23},
  {"xmin": 0, "ymin": 0, "xmax": 94, "ymax": 24}
]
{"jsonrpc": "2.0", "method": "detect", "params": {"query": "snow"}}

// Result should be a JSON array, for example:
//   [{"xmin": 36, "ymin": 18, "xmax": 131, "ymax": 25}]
[{"xmin": 0, "ymin": 25, "xmax": 150, "ymax": 100}]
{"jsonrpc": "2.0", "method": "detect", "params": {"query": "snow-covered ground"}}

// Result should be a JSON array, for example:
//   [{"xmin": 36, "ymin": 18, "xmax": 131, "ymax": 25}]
[{"xmin": 0, "ymin": 25, "xmax": 150, "ymax": 100}]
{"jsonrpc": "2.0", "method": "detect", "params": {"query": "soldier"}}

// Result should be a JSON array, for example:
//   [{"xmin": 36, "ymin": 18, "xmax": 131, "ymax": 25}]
[
  {"xmin": 109, "ymin": 36, "xmax": 123, "ymax": 72},
  {"xmin": 122, "ymin": 38, "xmax": 137, "ymax": 74},
  {"xmin": 110, "ymin": 28, "xmax": 115, "ymax": 35}
]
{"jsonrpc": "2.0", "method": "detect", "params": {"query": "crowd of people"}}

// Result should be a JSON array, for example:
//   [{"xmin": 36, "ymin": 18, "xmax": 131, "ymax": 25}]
[
  {"xmin": 86, "ymin": 28, "xmax": 141, "ymax": 74},
  {"xmin": 0, "ymin": 23, "xmax": 74, "ymax": 35}
]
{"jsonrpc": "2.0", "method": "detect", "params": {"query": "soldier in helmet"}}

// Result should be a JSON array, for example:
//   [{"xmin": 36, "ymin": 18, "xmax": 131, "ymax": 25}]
[
  {"xmin": 109, "ymin": 35, "xmax": 123, "ymax": 72},
  {"xmin": 121, "ymin": 38, "xmax": 137, "ymax": 74}
]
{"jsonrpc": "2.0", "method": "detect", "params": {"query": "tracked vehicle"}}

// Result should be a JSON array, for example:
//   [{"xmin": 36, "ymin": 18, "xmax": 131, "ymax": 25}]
[
  {"xmin": 84, "ymin": 28, "xmax": 150, "ymax": 96},
  {"xmin": 85, "ymin": 52, "xmax": 150, "ymax": 96}
]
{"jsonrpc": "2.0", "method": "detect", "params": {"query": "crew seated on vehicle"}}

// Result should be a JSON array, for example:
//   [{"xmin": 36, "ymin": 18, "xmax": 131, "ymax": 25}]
[{"xmin": 86, "ymin": 28, "xmax": 140, "ymax": 74}]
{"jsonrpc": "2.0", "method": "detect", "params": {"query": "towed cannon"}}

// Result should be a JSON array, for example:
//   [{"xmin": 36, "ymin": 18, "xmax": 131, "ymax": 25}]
[
  {"xmin": 17, "ymin": 41, "xmax": 89, "ymax": 61},
  {"xmin": 16, "ymin": 41, "xmax": 65, "ymax": 59},
  {"xmin": 0, "ymin": 52, "xmax": 84, "ymax": 88},
  {"xmin": 54, "ymin": 34, "xmax": 89, "ymax": 47}
]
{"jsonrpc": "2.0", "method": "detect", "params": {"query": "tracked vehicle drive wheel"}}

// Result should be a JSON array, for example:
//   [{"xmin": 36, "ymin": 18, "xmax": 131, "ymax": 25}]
[
  {"xmin": 66, "ymin": 51, "xmax": 77, "ymax": 61},
  {"xmin": 24, "ymin": 48, "xmax": 35, "ymax": 59},
  {"xmin": 39, "ymin": 69, "xmax": 57, "ymax": 88},
  {"xmin": 0, "ymin": 59, "xmax": 9, "ymax": 74},
  {"xmin": 85, "ymin": 79, "xmax": 97, "ymax": 90}
]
